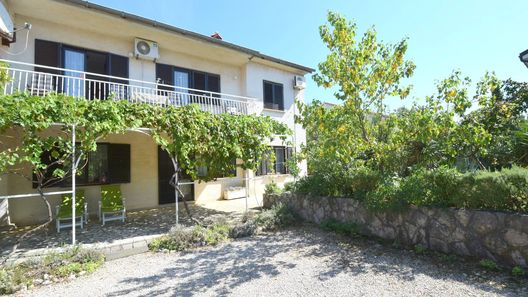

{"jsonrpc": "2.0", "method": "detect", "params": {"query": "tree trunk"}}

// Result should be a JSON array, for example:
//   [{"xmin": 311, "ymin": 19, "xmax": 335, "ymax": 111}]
[
  {"xmin": 2, "ymin": 184, "xmax": 53, "ymax": 264},
  {"xmin": 169, "ymin": 156, "xmax": 203, "ymax": 226}
]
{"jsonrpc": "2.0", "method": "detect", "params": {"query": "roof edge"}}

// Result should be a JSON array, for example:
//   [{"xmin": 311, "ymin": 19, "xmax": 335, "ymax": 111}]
[{"xmin": 52, "ymin": 0, "xmax": 315, "ymax": 73}]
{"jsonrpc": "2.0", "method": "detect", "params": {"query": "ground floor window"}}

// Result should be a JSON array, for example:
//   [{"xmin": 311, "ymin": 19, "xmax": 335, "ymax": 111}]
[
  {"xmin": 34, "ymin": 143, "xmax": 130, "ymax": 188},
  {"xmin": 256, "ymin": 146, "xmax": 293, "ymax": 176}
]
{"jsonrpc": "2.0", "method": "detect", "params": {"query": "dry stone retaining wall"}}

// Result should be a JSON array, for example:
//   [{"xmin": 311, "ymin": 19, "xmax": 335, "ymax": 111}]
[{"xmin": 280, "ymin": 193, "xmax": 528, "ymax": 268}]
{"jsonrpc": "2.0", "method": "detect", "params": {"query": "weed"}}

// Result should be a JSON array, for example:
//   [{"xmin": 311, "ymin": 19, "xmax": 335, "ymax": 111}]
[
  {"xmin": 511, "ymin": 266, "xmax": 525, "ymax": 277},
  {"xmin": 320, "ymin": 219, "xmax": 359, "ymax": 236},
  {"xmin": 479, "ymin": 259, "xmax": 500, "ymax": 271},
  {"xmin": 414, "ymin": 244, "xmax": 427, "ymax": 254}
]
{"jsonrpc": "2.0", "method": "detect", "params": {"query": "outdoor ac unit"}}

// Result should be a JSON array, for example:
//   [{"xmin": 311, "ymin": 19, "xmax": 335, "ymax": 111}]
[
  {"xmin": 134, "ymin": 38, "xmax": 159, "ymax": 61},
  {"xmin": 294, "ymin": 75, "xmax": 306, "ymax": 90}
]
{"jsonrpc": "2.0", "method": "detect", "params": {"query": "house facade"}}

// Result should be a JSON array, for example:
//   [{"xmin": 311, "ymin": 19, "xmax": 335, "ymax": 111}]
[{"xmin": 0, "ymin": 0, "xmax": 312, "ymax": 226}]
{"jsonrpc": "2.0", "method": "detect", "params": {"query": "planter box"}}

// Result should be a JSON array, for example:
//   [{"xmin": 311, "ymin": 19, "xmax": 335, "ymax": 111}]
[{"xmin": 223, "ymin": 187, "xmax": 246, "ymax": 200}]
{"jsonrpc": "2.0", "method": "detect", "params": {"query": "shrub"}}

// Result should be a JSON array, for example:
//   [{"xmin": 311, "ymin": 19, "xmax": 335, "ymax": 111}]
[
  {"xmin": 291, "ymin": 166, "xmax": 528, "ymax": 213},
  {"xmin": 254, "ymin": 202, "xmax": 297, "ymax": 231},
  {"xmin": 229, "ymin": 220, "xmax": 257, "ymax": 238},
  {"xmin": 264, "ymin": 180, "xmax": 282, "ymax": 196},
  {"xmin": 458, "ymin": 167, "xmax": 528, "ymax": 212},
  {"xmin": 148, "ymin": 223, "xmax": 232, "ymax": 252},
  {"xmin": 320, "ymin": 219, "xmax": 359, "ymax": 236},
  {"xmin": 0, "ymin": 268, "xmax": 13, "ymax": 295},
  {"xmin": 283, "ymin": 182, "xmax": 296, "ymax": 193},
  {"xmin": 0, "ymin": 247, "xmax": 104, "ymax": 294}
]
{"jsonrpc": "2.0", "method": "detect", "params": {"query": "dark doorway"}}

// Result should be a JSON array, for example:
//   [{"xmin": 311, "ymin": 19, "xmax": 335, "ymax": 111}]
[{"xmin": 158, "ymin": 146, "xmax": 194, "ymax": 204}]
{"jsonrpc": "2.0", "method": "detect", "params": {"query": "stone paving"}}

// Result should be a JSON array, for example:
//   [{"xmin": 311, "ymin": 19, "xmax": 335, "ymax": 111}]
[{"xmin": 0, "ymin": 199, "xmax": 258, "ymax": 260}]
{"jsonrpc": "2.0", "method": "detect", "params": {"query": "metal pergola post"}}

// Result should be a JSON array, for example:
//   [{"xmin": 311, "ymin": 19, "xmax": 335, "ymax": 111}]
[{"xmin": 71, "ymin": 124, "xmax": 76, "ymax": 245}]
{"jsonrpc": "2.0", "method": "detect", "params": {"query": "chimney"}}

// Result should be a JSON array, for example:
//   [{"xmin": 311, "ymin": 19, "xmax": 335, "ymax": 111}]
[{"xmin": 210, "ymin": 32, "xmax": 222, "ymax": 40}]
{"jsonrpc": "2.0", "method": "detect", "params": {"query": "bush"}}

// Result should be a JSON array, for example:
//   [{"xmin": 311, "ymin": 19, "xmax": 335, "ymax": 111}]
[
  {"xmin": 283, "ymin": 182, "xmax": 296, "ymax": 193},
  {"xmin": 148, "ymin": 223, "xmax": 231, "ymax": 252},
  {"xmin": 0, "ymin": 247, "xmax": 104, "ymax": 294},
  {"xmin": 0, "ymin": 268, "xmax": 13, "ymax": 295},
  {"xmin": 291, "ymin": 166, "xmax": 528, "ymax": 213},
  {"xmin": 254, "ymin": 202, "xmax": 297, "ymax": 231},
  {"xmin": 320, "ymin": 219, "xmax": 359, "ymax": 236},
  {"xmin": 458, "ymin": 167, "xmax": 528, "ymax": 212},
  {"xmin": 229, "ymin": 220, "xmax": 257, "ymax": 238},
  {"xmin": 294, "ymin": 166, "xmax": 382, "ymax": 198},
  {"xmin": 264, "ymin": 180, "xmax": 282, "ymax": 196}
]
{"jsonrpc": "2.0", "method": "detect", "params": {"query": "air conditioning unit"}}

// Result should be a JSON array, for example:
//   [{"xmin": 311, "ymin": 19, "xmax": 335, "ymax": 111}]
[
  {"xmin": 134, "ymin": 38, "xmax": 159, "ymax": 61},
  {"xmin": 294, "ymin": 75, "xmax": 306, "ymax": 90}
]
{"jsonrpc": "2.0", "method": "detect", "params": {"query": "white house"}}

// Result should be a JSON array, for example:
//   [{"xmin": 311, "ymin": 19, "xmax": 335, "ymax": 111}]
[{"xmin": 0, "ymin": 0, "xmax": 313, "ymax": 226}]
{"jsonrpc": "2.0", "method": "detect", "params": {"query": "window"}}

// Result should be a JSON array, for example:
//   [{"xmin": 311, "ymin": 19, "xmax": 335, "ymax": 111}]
[
  {"xmin": 263, "ymin": 81, "xmax": 284, "ymax": 110},
  {"xmin": 156, "ymin": 64, "xmax": 221, "ymax": 104},
  {"xmin": 34, "ymin": 143, "xmax": 130, "ymax": 188},
  {"xmin": 34, "ymin": 39, "xmax": 129, "ymax": 99},
  {"xmin": 256, "ymin": 146, "xmax": 293, "ymax": 175}
]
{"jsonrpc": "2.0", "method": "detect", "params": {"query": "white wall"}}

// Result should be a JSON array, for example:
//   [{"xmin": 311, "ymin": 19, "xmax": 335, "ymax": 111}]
[
  {"xmin": 243, "ymin": 62, "xmax": 308, "ymax": 176},
  {"xmin": 0, "ymin": 1, "xmax": 311, "ymax": 225}
]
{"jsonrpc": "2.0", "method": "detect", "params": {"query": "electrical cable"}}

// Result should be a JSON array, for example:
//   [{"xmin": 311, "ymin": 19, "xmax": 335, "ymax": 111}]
[{"xmin": 0, "ymin": 28, "xmax": 30, "ymax": 56}]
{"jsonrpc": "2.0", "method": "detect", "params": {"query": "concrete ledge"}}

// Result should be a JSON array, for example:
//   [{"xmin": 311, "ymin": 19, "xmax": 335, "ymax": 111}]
[{"xmin": 5, "ymin": 233, "xmax": 162, "ymax": 265}]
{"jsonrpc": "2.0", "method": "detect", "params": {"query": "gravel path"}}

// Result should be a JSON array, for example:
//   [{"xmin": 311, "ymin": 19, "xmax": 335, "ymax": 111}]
[{"xmin": 21, "ymin": 226, "xmax": 526, "ymax": 297}]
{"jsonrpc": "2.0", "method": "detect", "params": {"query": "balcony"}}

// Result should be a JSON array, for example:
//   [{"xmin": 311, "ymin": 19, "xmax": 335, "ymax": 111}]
[{"xmin": 0, "ymin": 59, "xmax": 262, "ymax": 115}]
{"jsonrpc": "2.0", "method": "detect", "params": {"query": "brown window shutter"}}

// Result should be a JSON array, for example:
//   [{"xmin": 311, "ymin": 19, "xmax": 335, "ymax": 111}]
[
  {"xmin": 108, "ymin": 144, "xmax": 131, "ymax": 183},
  {"xmin": 34, "ymin": 39, "xmax": 60, "ymax": 74},
  {"xmin": 109, "ymin": 54, "xmax": 129, "ymax": 80}
]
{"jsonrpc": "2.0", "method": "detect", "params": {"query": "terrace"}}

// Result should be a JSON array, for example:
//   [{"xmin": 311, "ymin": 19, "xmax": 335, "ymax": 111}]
[{"xmin": 0, "ymin": 59, "xmax": 262, "ymax": 115}]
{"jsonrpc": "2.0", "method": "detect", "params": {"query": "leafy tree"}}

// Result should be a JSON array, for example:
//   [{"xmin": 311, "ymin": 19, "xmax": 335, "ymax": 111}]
[{"xmin": 298, "ymin": 11, "xmax": 415, "ymax": 175}]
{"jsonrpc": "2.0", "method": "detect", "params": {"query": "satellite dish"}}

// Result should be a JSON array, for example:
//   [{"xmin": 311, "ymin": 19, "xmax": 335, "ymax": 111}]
[{"xmin": 136, "ymin": 40, "xmax": 151, "ymax": 55}]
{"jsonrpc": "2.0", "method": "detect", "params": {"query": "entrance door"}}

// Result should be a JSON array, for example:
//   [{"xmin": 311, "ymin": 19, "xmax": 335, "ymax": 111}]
[{"xmin": 158, "ymin": 146, "xmax": 194, "ymax": 204}]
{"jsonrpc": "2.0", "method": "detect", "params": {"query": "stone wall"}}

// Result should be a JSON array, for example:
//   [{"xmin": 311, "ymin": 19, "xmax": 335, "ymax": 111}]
[{"xmin": 281, "ymin": 193, "xmax": 528, "ymax": 268}]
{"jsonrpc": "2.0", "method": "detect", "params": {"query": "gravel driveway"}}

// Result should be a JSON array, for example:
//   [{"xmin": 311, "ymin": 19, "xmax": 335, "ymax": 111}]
[{"xmin": 22, "ymin": 226, "xmax": 526, "ymax": 297}]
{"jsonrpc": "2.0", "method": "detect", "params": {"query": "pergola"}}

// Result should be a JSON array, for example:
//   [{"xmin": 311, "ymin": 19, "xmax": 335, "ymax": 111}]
[
  {"xmin": 0, "ymin": 123, "xmax": 285, "ymax": 246},
  {"xmin": 0, "ymin": 125, "xmax": 189, "ymax": 246}
]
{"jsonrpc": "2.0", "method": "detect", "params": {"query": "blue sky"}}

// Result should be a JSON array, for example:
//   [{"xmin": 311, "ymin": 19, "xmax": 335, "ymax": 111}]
[{"xmin": 91, "ymin": 0, "xmax": 528, "ymax": 110}]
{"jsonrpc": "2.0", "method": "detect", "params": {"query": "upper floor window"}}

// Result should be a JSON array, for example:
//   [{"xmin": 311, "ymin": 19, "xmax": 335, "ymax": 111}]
[
  {"xmin": 34, "ymin": 39, "xmax": 129, "ymax": 100},
  {"xmin": 263, "ymin": 81, "xmax": 284, "ymax": 111},
  {"xmin": 156, "ymin": 63, "xmax": 221, "ymax": 104}
]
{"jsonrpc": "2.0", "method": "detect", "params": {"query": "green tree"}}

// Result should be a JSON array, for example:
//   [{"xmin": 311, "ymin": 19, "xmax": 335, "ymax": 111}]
[{"xmin": 298, "ymin": 11, "xmax": 415, "ymax": 175}]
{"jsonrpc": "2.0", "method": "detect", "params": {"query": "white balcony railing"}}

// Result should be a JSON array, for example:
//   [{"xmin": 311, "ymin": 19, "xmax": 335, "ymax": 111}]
[{"xmin": 0, "ymin": 59, "xmax": 262, "ymax": 115}]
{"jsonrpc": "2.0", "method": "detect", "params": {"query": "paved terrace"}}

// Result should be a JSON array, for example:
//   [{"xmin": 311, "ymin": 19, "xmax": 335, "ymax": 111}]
[{"xmin": 0, "ymin": 197, "xmax": 262, "ymax": 260}]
